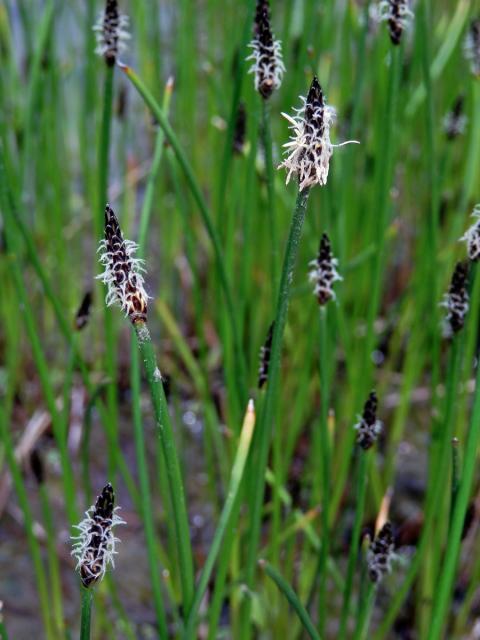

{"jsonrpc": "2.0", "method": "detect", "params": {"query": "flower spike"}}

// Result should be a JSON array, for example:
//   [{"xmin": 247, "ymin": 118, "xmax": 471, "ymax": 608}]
[
  {"xmin": 367, "ymin": 522, "xmax": 395, "ymax": 583},
  {"xmin": 97, "ymin": 204, "xmax": 150, "ymax": 324},
  {"xmin": 464, "ymin": 18, "xmax": 480, "ymax": 77},
  {"xmin": 354, "ymin": 391, "xmax": 382, "ymax": 450},
  {"xmin": 258, "ymin": 321, "xmax": 274, "ymax": 389},
  {"xmin": 378, "ymin": 0, "xmax": 414, "ymax": 45},
  {"xmin": 443, "ymin": 96, "xmax": 467, "ymax": 140},
  {"xmin": 440, "ymin": 261, "xmax": 470, "ymax": 338},
  {"xmin": 93, "ymin": 0, "xmax": 130, "ymax": 66},
  {"xmin": 247, "ymin": 0, "xmax": 285, "ymax": 99},
  {"xmin": 279, "ymin": 77, "xmax": 358, "ymax": 191},
  {"xmin": 71, "ymin": 483, "xmax": 125, "ymax": 588},
  {"xmin": 460, "ymin": 204, "xmax": 480, "ymax": 261},
  {"xmin": 308, "ymin": 233, "xmax": 342, "ymax": 305}
]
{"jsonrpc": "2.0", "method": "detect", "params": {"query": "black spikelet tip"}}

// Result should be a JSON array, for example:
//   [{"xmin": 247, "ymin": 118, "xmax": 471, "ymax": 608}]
[
  {"xmin": 94, "ymin": 483, "xmax": 115, "ymax": 521},
  {"xmin": 30, "ymin": 449, "xmax": 45, "ymax": 486},
  {"xmin": 355, "ymin": 391, "xmax": 381, "ymax": 451},
  {"xmin": 75, "ymin": 291, "xmax": 93, "ymax": 331},
  {"xmin": 305, "ymin": 77, "xmax": 326, "ymax": 135},
  {"xmin": 258, "ymin": 322, "xmax": 275, "ymax": 389},
  {"xmin": 233, "ymin": 101, "xmax": 247, "ymax": 155}
]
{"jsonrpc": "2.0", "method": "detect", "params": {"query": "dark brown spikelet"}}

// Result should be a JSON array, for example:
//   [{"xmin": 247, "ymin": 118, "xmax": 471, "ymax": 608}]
[
  {"xmin": 97, "ymin": 204, "xmax": 149, "ymax": 324},
  {"xmin": 233, "ymin": 101, "xmax": 247, "ymax": 155},
  {"xmin": 442, "ymin": 261, "xmax": 470, "ymax": 337},
  {"xmin": 94, "ymin": 0, "xmax": 130, "ymax": 67},
  {"xmin": 355, "ymin": 391, "xmax": 382, "ymax": 450},
  {"xmin": 75, "ymin": 291, "xmax": 93, "ymax": 331},
  {"xmin": 465, "ymin": 19, "xmax": 480, "ymax": 77},
  {"xmin": 72, "ymin": 483, "xmax": 125, "ymax": 589},
  {"xmin": 258, "ymin": 322, "xmax": 274, "ymax": 389},
  {"xmin": 249, "ymin": 0, "xmax": 284, "ymax": 99},
  {"xmin": 305, "ymin": 77, "xmax": 326, "ymax": 137},
  {"xmin": 30, "ymin": 449, "xmax": 45, "ymax": 485},
  {"xmin": 381, "ymin": 0, "xmax": 412, "ymax": 46},
  {"xmin": 309, "ymin": 233, "xmax": 341, "ymax": 305},
  {"xmin": 367, "ymin": 522, "xmax": 395, "ymax": 583},
  {"xmin": 444, "ymin": 95, "xmax": 466, "ymax": 140}
]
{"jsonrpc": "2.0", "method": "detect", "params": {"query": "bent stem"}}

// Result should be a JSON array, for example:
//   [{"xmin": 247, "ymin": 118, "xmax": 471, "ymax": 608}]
[
  {"xmin": 80, "ymin": 587, "xmax": 93, "ymax": 640},
  {"xmin": 240, "ymin": 187, "xmax": 310, "ymax": 639},
  {"xmin": 134, "ymin": 321, "xmax": 195, "ymax": 616}
]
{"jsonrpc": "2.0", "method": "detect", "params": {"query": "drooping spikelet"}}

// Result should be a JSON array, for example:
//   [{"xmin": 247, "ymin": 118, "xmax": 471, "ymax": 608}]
[
  {"xmin": 443, "ymin": 96, "xmax": 467, "ymax": 140},
  {"xmin": 75, "ymin": 291, "xmax": 93, "ymax": 331},
  {"xmin": 93, "ymin": 0, "xmax": 130, "ymax": 66},
  {"xmin": 378, "ymin": 0, "xmax": 414, "ymax": 45},
  {"xmin": 97, "ymin": 204, "xmax": 150, "ymax": 324},
  {"xmin": 367, "ymin": 522, "xmax": 395, "ymax": 583},
  {"xmin": 279, "ymin": 77, "xmax": 358, "ymax": 191},
  {"xmin": 71, "ymin": 483, "xmax": 125, "ymax": 588},
  {"xmin": 460, "ymin": 205, "xmax": 480, "ymax": 261},
  {"xmin": 464, "ymin": 19, "xmax": 480, "ymax": 77},
  {"xmin": 247, "ymin": 0, "xmax": 285, "ymax": 99},
  {"xmin": 308, "ymin": 233, "xmax": 342, "ymax": 305},
  {"xmin": 258, "ymin": 322, "xmax": 274, "ymax": 389},
  {"xmin": 441, "ymin": 261, "xmax": 470, "ymax": 338},
  {"xmin": 354, "ymin": 391, "xmax": 382, "ymax": 450}
]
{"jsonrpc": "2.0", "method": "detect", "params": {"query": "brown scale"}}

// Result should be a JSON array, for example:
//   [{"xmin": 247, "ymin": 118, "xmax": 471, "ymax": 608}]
[
  {"xmin": 80, "ymin": 484, "xmax": 115, "ymax": 588},
  {"xmin": 104, "ymin": 204, "xmax": 148, "ymax": 323}
]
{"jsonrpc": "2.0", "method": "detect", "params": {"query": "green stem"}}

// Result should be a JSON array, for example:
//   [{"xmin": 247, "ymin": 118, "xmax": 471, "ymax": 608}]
[
  {"xmin": 354, "ymin": 582, "xmax": 376, "ymax": 640},
  {"xmin": 130, "ymin": 335, "xmax": 169, "ymax": 638},
  {"xmin": 120, "ymin": 63, "xmax": 247, "ymax": 406},
  {"xmin": 134, "ymin": 321, "xmax": 195, "ymax": 616},
  {"xmin": 428, "ymin": 350, "xmax": 480, "ymax": 638},
  {"xmin": 260, "ymin": 560, "xmax": 321, "ymax": 640},
  {"xmin": 261, "ymin": 98, "xmax": 278, "ymax": 302},
  {"xmin": 183, "ymin": 400, "xmax": 256, "ymax": 639},
  {"xmin": 316, "ymin": 306, "xmax": 331, "ymax": 636},
  {"xmin": 339, "ymin": 450, "xmax": 370, "ymax": 640},
  {"xmin": 79, "ymin": 587, "xmax": 93, "ymax": 640},
  {"xmin": 240, "ymin": 187, "xmax": 310, "ymax": 639}
]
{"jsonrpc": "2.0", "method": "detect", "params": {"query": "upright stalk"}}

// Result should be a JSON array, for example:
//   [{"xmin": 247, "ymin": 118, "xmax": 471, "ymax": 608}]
[
  {"xmin": 339, "ymin": 450, "xmax": 370, "ymax": 640},
  {"xmin": 134, "ymin": 321, "xmax": 195, "ymax": 616},
  {"xmin": 240, "ymin": 187, "xmax": 310, "ymax": 639},
  {"xmin": 261, "ymin": 99, "xmax": 278, "ymax": 302},
  {"xmin": 79, "ymin": 588, "xmax": 93, "ymax": 640}
]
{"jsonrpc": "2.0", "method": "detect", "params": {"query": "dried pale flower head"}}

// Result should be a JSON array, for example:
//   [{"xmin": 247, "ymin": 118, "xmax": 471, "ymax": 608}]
[
  {"xmin": 378, "ymin": 0, "xmax": 414, "ymax": 45},
  {"xmin": 441, "ymin": 261, "xmax": 470, "ymax": 338},
  {"xmin": 97, "ymin": 204, "xmax": 150, "ymax": 324},
  {"xmin": 354, "ymin": 391, "xmax": 382, "ymax": 450},
  {"xmin": 93, "ymin": 0, "xmax": 130, "ymax": 66},
  {"xmin": 443, "ymin": 96, "xmax": 467, "ymax": 140},
  {"xmin": 247, "ymin": 0, "xmax": 285, "ymax": 99},
  {"xmin": 464, "ymin": 18, "xmax": 480, "ymax": 77},
  {"xmin": 460, "ymin": 205, "xmax": 480, "ymax": 261},
  {"xmin": 279, "ymin": 76, "xmax": 358, "ymax": 191},
  {"xmin": 258, "ymin": 322, "xmax": 274, "ymax": 389},
  {"xmin": 367, "ymin": 521, "xmax": 395, "ymax": 583},
  {"xmin": 71, "ymin": 483, "xmax": 125, "ymax": 588},
  {"xmin": 308, "ymin": 233, "xmax": 342, "ymax": 305}
]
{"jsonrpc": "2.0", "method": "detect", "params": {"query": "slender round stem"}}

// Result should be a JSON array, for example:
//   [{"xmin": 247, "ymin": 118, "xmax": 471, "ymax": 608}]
[{"xmin": 79, "ymin": 587, "xmax": 93, "ymax": 640}]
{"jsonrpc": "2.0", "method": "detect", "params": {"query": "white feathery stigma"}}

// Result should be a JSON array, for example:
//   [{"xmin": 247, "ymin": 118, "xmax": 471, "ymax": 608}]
[
  {"xmin": 460, "ymin": 204, "xmax": 480, "ymax": 261},
  {"xmin": 279, "ymin": 77, "xmax": 358, "ymax": 191},
  {"xmin": 93, "ymin": 0, "xmax": 130, "ymax": 65}
]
